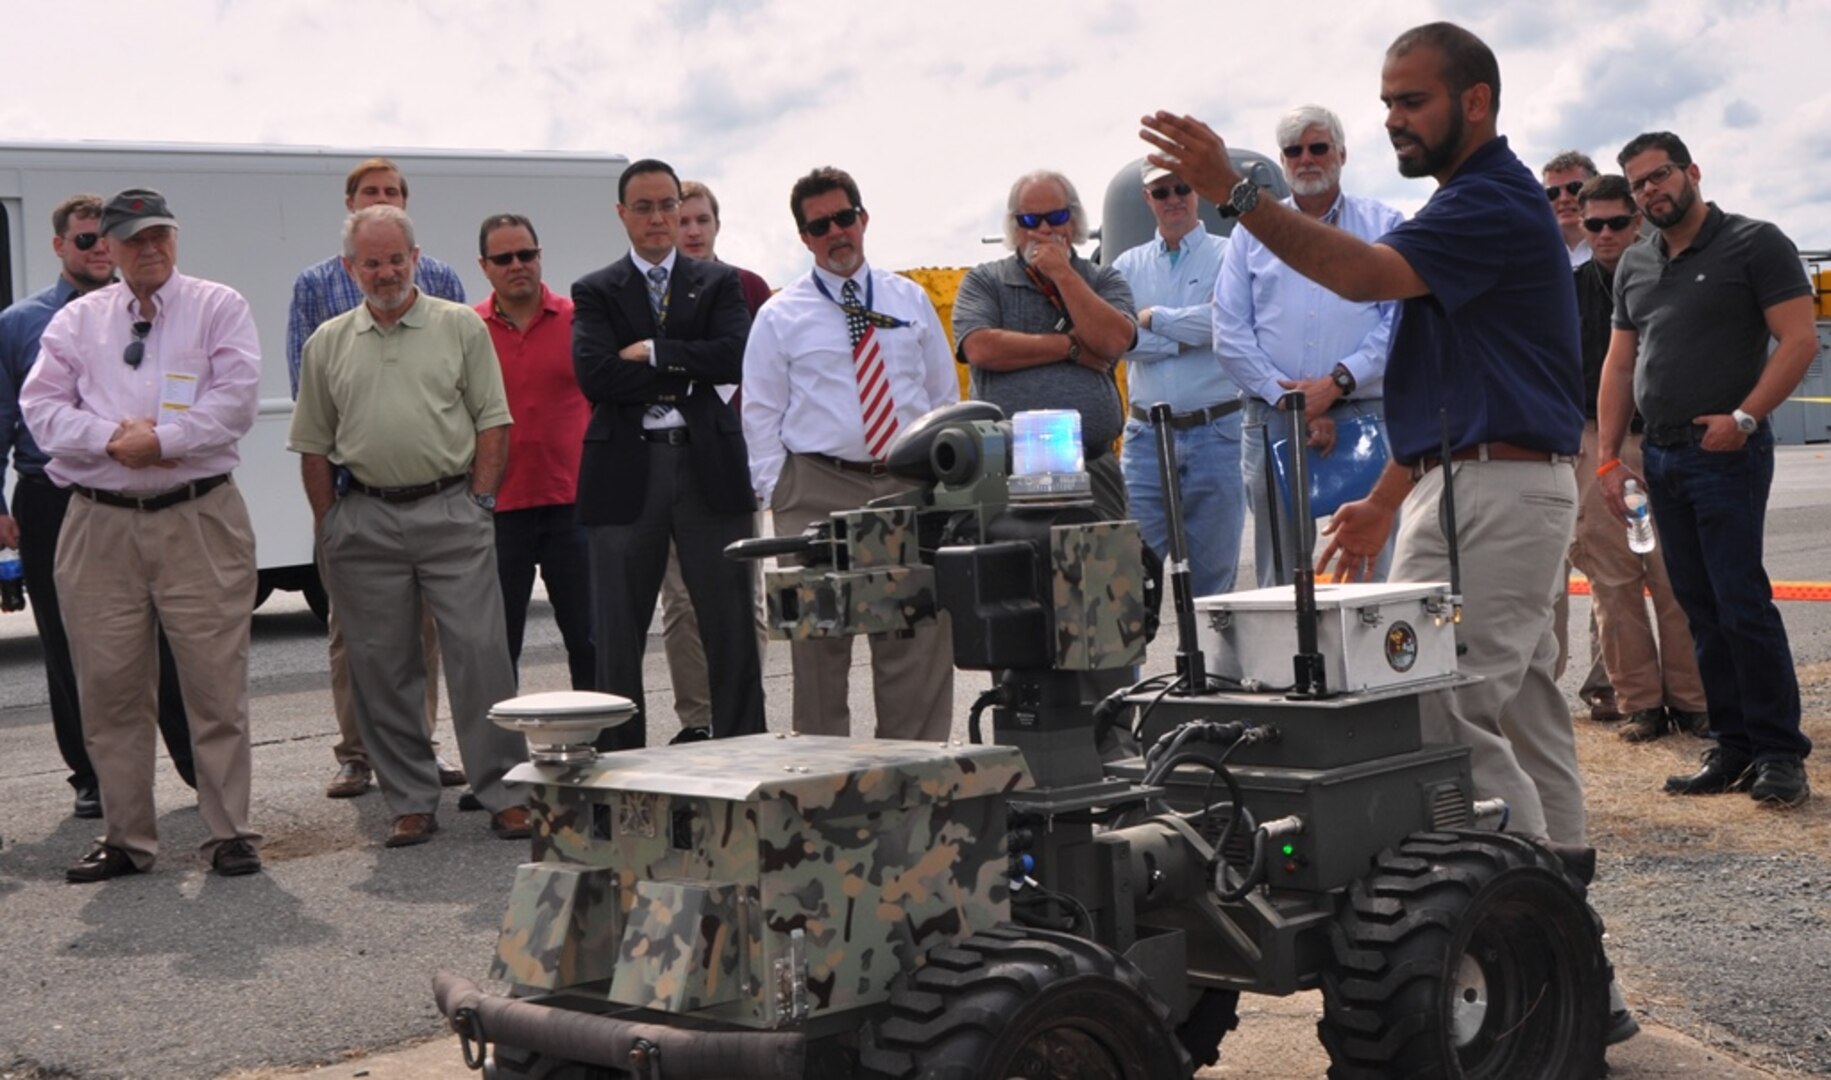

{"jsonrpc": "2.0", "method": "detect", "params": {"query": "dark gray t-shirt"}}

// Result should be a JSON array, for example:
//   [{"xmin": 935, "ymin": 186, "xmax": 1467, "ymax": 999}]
[
  {"xmin": 1613, "ymin": 203, "xmax": 1810, "ymax": 430},
  {"xmin": 952, "ymin": 254, "xmax": 1136, "ymax": 449}
]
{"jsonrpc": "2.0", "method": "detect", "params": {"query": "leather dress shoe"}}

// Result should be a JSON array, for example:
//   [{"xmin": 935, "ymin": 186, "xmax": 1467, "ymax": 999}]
[
  {"xmin": 1750, "ymin": 758, "xmax": 1810, "ymax": 808},
  {"xmin": 1585, "ymin": 688, "xmax": 1622, "ymax": 723},
  {"xmin": 1668, "ymin": 709, "xmax": 1711, "ymax": 738},
  {"xmin": 1663, "ymin": 747, "xmax": 1755, "ymax": 796},
  {"xmin": 491, "ymin": 805, "xmax": 533, "ymax": 840},
  {"xmin": 325, "ymin": 762, "xmax": 372, "ymax": 799},
  {"xmin": 668, "ymin": 726, "xmax": 713, "ymax": 745},
  {"xmin": 1618, "ymin": 708, "xmax": 1669, "ymax": 743},
  {"xmin": 211, "ymin": 838, "xmax": 263, "ymax": 876},
  {"xmin": 385, "ymin": 813, "xmax": 439, "ymax": 848},
  {"xmin": 67, "ymin": 843, "xmax": 143, "ymax": 884},
  {"xmin": 436, "ymin": 756, "xmax": 467, "ymax": 787},
  {"xmin": 72, "ymin": 783, "xmax": 103, "ymax": 820}
]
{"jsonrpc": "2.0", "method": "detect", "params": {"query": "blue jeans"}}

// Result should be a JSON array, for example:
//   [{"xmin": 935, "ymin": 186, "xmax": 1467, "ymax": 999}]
[
  {"xmin": 1120, "ymin": 410, "xmax": 1244, "ymax": 597},
  {"xmin": 1642, "ymin": 429, "xmax": 1809, "ymax": 763}
]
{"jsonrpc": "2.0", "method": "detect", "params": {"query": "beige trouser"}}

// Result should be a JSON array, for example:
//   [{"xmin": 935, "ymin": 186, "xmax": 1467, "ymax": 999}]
[
  {"xmin": 1569, "ymin": 423, "xmax": 1705, "ymax": 714},
  {"xmin": 660, "ymin": 518, "xmax": 769, "ymax": 731},
  {"xmin": 769, "ymin": 454, "xmax": 954, "ymax": 741},
  {"xmin": 1396, "ymin": 459, "xmax": 1586, "ymax": 845},
  {"xmin": 324, "ymin": 538, "xmax": 441, "ymax": 767},
  {"xmin": 57, "ymin": 481, "xmax": 259, "ymax": 869}
]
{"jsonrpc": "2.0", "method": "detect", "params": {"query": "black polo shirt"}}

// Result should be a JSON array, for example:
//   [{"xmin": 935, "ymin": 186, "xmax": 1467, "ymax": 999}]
[
  {"xmin": 1379, "ymin": 136, "xmax": 1584, "ymax": 464},
  {"xmin": 1613, "ymin": 203, "xmax": 1810, "ymax": 431}
]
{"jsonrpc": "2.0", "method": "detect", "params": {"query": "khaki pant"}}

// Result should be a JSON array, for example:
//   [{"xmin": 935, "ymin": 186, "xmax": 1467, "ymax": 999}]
[
  {"xmin": 57, "ymin": 481, "xmax": 258, "ymax": 869},
  {"xmin": 770, "ymin": 455, "xmax": 954, "ymax": 741},
  {"xmin": 324, "ymin": 563, "xmax": 441, "ymax": 767},
  {"xmin": 1569, "ymin": 423, "xmax": 1705, "ymax": 714},
  {"xmin": 659, "ymin": 518, "xmax": 769, "ymax": 731}
]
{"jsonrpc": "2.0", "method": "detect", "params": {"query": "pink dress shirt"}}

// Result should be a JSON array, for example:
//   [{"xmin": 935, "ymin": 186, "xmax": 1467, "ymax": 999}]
[{"xmin": 21, "ymin": 270, "xmax": 260, "ymax": 494}]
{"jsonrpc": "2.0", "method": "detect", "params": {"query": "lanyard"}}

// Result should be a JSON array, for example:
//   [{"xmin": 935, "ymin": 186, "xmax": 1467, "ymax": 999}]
[{"xmin": 813, "ymin": 273, "xmax": 910, "ymax": 329}]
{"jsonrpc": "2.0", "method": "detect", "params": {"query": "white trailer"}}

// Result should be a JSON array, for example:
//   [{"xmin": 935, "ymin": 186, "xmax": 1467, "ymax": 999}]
[{"xmin": 0, "ymin": 141, "xmax": 629, "ymax": 617}]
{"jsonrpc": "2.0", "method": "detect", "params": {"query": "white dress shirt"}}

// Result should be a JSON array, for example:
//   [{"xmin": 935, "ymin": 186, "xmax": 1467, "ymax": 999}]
[
  {"xmin": 629, "ymin": 248, "xmax": 688, "ymax": 429},
  {"xmin": 742, "ymin": 262, "xmax": 959, "ymax": 505}
]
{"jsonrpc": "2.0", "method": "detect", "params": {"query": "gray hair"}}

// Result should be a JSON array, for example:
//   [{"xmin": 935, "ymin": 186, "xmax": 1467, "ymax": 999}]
[
  {"xmin": 1002, "ymin": 169, "xmax": 1091, "ymax": 249},
  {"xmin": 1542, "ymin": 150, "xmax": 1597, "ymax": 178},
  {"xmin": 341, "ymin": 204, "xmax": 417, "ymax": 259},
  {"xmin": 1275, "ymin": 105, "xmax": 1345, "ymax": 153}
]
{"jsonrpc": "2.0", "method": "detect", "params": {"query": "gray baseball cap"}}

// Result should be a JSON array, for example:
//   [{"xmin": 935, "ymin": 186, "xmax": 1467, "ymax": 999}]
[{"xmin": 100, "ymin": 188, "xmax": 179, "ymax": 241}]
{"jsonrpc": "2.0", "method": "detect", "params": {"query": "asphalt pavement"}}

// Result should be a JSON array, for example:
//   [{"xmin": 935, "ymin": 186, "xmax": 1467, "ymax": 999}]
[{"xmin": 3, "ymin": 445, "xmax": 1829, "ymax": 1079}]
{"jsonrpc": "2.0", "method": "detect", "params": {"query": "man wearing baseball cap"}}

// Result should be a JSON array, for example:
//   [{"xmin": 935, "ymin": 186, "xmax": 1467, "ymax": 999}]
[{"xmin": 20, "ymin": 188, "xmax": 264, "ymax": 882}]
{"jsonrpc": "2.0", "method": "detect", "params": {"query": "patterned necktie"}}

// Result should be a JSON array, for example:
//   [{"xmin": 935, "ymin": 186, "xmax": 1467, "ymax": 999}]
[
  {"xmin": 843, "ymin": 279, "xmax": 898, "ymax": 460},
  {"xmin": 645, "ymin": 265, "xmax": 673, "ymax": 422}
]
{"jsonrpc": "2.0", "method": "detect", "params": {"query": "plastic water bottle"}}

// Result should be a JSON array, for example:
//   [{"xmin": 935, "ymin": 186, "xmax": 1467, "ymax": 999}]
[
  {"xmin": 1623, "ymin": 480, "xmax": 1656, "ymax": 555},
  {"xmin": 0, "ymin": 550, "xmax": 24, "ymax": 613}
]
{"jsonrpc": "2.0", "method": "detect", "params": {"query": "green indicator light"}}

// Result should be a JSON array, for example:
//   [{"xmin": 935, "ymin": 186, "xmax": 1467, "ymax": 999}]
[{"xmin": 1281, "ymin": 844, "xmax": 1296, "ymax": 857}]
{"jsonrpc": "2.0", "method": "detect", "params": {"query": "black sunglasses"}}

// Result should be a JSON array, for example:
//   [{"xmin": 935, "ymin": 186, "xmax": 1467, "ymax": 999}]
[
  {"xmin": 1583, "ymin": 214, "xmax": 1636, "ymax": 234},
  {"xmin": 72, "ymin": 232, "xmax": 103, "ymax": 251},
  {"xmin": 1545, "ymin": 180, "xmax": 1584, "ymax": 201},
  {"xmin": 123, "ymin": 320, "xmax": 151, "ymax": 369},
  {"xmin": 485, "ymin": 247, "xmax": 541, "ymax": 267},
  {"xmin": 1014, "ymin": 207, "xmax": 1073, "ymax": 229},
  {"xmin": 801, "ymin": 207, "xmax": 862, "ymax": 237},
  {"xmin": 1148, "ymin": 183, "xmax": 1193, "ymax": 201},
  {"xmin": 1282, "ymin": 141, "xmax": 1333, "ymax": 159}
]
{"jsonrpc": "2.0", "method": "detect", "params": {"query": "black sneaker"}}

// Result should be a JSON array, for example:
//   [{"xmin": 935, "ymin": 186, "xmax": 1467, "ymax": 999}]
[
  {"xmin": 1749, "ymin": 758, "xmax": 1810, "ymax": 808},
  {"xmin": 211, "ymin": 838, "xmax": 263, "ymax": 876},
  {"xmin": 1663, "ymin": 747, "xmax": 1754, "ymax": 795},
  {"xmin": 1619, "ymin": 708, "xmax": 1669, "ymax": 743},
  {"xmin": 1667, "ymin": 709, "xmax": 1711, "ymax": 738}
]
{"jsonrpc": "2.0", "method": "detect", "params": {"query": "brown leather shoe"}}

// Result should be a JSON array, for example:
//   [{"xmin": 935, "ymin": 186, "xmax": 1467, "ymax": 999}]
[
  {"xmin": 66, "ymin": 843, "xmax": 143, "ymax": 884},
  {"xmin": 436, "ymin": 756, "xmax": 467, "ymax": 788},
  {"xmin": 490, "ymin": 805, "xmax": 533, "ymax": 840},
  {"xmin": 385, "ymin": 813, "xmax": 439, "ymax": 848},
  {"xmin": 325, "ymin": 762, "xmax": 372, "ymax": 799},
  {"xmin": 1619, "ymin": 708, "xmax": 1670, "ymax": 743},
  {"xmin": 1584, "ymin": 688, "xmax": 1622, "ymax": 723}
]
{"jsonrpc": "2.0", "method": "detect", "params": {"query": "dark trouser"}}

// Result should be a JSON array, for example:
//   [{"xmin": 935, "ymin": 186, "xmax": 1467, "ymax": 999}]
[
  {"xmin": 1642, "ymin": 429, "xmax": 1809, "ymax": 764},
  {"xmin": 494, "ymin": 502, "xmax": 596, "ymax": 690},
  {"xmin": 587, "ymin": 442, "xmax": 765, "ymax": 749},
  {"xmin": 12, "ymin": 472, "xmax": 194, "ymax": 791}
]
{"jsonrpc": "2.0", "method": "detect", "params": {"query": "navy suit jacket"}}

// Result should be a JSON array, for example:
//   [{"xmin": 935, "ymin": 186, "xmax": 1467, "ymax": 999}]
[{"xmin": 571, "ymin": 252, "xmax": 754, "ymax": 526}]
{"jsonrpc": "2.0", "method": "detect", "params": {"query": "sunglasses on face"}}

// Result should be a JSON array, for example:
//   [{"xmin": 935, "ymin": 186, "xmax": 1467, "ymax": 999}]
[
  {"xmin": 71, "ymin": 232, "xmax": 103, "ymax": 251},
  {"xmin": 123, "ymin": 320, "xmax": 151, "ymax": 370},
  {"xmin": 1282, "ymin": 142, "xmax": 1333, "ymax": 159},
  {"xmin": 800, "ymin": 207, "xmax": 862, "ymax": 237},
  {"xmin": 1545, "ymin": 180, "xmax": 1585, "ymax": 201},
  {"xmin": 1630, "ymin": 162, "xmax": 1683, "ymax": 193},
  {"xmin": 1583, "ymin": 215, "xmax": 1637, "ymax": 234},
  {"xmin": 1014, "ymin": 207, "xmax": 1073, "ymax": 230},
  {"xmin": 1148, "ymin": 183, "xmax": 1193, "ymax": 201},
  {"xmin": 485, "ymin": 247, "xmax": 541, "ymax": 267}
]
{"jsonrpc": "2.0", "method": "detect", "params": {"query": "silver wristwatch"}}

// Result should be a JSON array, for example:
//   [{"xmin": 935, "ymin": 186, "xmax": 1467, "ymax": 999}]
[
  {"xmin": 1228, "ymin": 174, "xmax": 1261, "ymax": 217},
  {"xmin": 1731, "ymin": 408, "xmax": 1758, "ymax": 435}
]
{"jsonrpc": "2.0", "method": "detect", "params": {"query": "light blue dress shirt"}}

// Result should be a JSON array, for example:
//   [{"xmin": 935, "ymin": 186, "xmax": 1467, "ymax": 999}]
[
  {"xmin": 1213, "ymin": 192, "xmax": 1404, "ymax": 406},
  {"xmin": 1112, "ymin": 223, "xmax": 1236, "ymax": 413}
]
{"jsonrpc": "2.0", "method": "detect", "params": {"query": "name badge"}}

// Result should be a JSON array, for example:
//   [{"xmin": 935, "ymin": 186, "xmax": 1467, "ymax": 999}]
[{"xmin": 161, "ymin": 372, "xmax": 199, "ymax": 413}]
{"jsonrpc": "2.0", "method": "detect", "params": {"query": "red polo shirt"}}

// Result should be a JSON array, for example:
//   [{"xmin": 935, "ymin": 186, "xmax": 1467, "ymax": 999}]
[{"xmin": 477, "ymin": 285, "xmax": 589, "ymax": 512}]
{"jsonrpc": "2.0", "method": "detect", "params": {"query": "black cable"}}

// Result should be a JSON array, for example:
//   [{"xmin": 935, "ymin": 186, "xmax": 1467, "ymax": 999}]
[{"xmin": 966, "ymin": 686, "xmax": 1003, "ymax": 745}]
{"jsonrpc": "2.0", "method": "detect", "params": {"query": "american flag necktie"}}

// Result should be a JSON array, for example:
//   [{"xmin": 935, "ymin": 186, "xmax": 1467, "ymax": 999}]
[{"xmin": 842, "ymin": 279, "xmax": 898, "ymax": 460}]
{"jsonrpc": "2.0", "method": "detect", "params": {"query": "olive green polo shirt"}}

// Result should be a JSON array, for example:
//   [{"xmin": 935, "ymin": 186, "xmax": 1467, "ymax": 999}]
[{"xmin": 289, "ymin": 292, "xmax": 512, "ymax": 488}]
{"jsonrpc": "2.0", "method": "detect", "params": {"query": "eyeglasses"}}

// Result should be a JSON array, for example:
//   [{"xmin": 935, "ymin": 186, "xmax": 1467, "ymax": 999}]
[
  {"xmin": 123, "ymin": 320, "xmax": 151, "ymax": 370},
  {"xmin": 485, "ymin": 247, "xmax": 542, "ymax": 267},
  {"xmin": 1282, "ymin": 142, "xmax": 1333, "ymax": 159},
  {"xmin": 625, "ymin": 198, "xmax": 681, "ymax": 217},
  {"xmin": 800, "ymin": 207, "xmax": 862, "ymax": 237},
  {"xmin": 1545, "ymin": 180, "xmax": 1585, "ymax": 201},
  {"xmin": 1148, "ymin": 183, "xmax": 1193, "ymax": 201},
  {"xmin": 1629, "ymin": 162, "xmax": 1682, "ymax": 194},
  {"xmin": 1582, "ymin": 215, "xmax": 1637, "ymax": 234},
  {"xmin": 72, "ymin": 232, "xmax": 103, "ymax": 251},
  {"xmin": 1014, "ymin": 207, "xmax": 1073, "ymax": 230}
]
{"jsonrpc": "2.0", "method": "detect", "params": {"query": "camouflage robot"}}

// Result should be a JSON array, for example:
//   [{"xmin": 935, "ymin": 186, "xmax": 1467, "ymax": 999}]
[{"xmin": 436, "ymin": 402, "xmax": 1610, "ymax": 1080}]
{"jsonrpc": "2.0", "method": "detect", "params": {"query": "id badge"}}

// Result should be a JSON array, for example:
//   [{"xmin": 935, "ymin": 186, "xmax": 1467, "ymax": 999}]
[{"xmin": 160, "ymin": 372, "xmax": 199, "ymax": 413}]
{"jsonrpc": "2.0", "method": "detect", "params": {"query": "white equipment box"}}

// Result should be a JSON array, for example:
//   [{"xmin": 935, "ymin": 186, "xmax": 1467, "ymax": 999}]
[{"xmin": 1196, "ymin": 583, "xmax": 1457, "ymax": 693}]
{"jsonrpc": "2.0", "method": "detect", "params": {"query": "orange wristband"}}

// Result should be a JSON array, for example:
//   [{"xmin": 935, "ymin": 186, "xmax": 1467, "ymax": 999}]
[{"xmin": 1596, "ymin": 458, "xmax": 1623, "ymax": 478}]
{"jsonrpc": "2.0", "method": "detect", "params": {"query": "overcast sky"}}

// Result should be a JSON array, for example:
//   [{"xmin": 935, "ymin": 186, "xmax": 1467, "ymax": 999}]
[{"xmin": 2, "ymin": 0, "xmax": 1826, "ymax": 287}]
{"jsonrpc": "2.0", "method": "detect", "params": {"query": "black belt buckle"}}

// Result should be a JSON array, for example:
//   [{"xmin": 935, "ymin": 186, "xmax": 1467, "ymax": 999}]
[{"xmin": 644, "ymin": 427, "xmax": 690, "ymax": 445}]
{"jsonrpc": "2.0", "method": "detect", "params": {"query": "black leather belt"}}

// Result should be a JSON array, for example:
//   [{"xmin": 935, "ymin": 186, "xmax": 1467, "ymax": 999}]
[
  {"xmin": 1129, "ymin": 400, "xmax": 1243, "ymax": 430},
  {"xmin": 1642, "ymin": 422, "xmax": 1708, "ymax": 447},
  {"xmin": 643, "ymin": 427, "xmax": 691, "ymax": 445},
  {"xmin": 348, "ymin": 474, "xmax": 466, "ymax": 503},
  {"xmin": 72, "ymin": 474, "xmax": 230, "ymax": 512},
  {"xmin": 807, "ymin": 453, "xmax": 889, "ymax": 477}
]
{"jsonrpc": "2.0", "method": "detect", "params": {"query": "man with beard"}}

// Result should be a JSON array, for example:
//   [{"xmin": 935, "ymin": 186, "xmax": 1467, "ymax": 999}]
[
  {"xmin": 741, "ymin": 166, "xmax": 958, "ymax": 740},
  {"xmin": 1598, "ymin": 132, "xmax": 1816, "ymax": 806},
  {"xmin": 1214, "ymin": 105, "xmax": 1403, "ymax": 587},
  {"xmin": 1145, "ymin": 20, "xmax": 1638, "ymax": 1045},
  {"xmin": 1543, "ymin": 150, "xmax": 1598, "ymax": 268},
  {"xmin": 0, "ymin": 193, "xmax": 196, "ymax": 819},
  {"xmin": 1111, "ymin": 160, "xmax": 1241, "ymax": 596},
  {"xmin": 290, "ymin": 205, "xmax": 530, "ymax": 848}
]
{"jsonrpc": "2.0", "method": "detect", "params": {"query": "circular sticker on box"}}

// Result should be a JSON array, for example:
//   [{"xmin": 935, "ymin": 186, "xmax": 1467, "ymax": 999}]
[{"xmin": 1385, "ymin": 622, "xmax": 1419, "ymax": 672}]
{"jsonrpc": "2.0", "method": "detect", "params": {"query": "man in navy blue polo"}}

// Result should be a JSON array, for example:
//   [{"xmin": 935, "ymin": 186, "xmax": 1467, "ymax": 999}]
[{"xmin": 1597, "ymin": 132, "xmax": 1816, "ymax": 807}]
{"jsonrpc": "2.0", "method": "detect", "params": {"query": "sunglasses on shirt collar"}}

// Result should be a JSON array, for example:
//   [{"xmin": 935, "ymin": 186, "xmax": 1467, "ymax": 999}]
[
  {"xmin": 123, "ymin": 320, "xmax": 151, "ymax": 369},
  {"xmin": 1014, "ymin": 207, "xmax": 1073, "ymax": 230},
  {"xmin": 1545, "ymin": 180, "xmax": 1585, "ymax": 201},
  {"xmin": 800, "ymin": 207, "xmax": 862, "ymax": 237}
]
